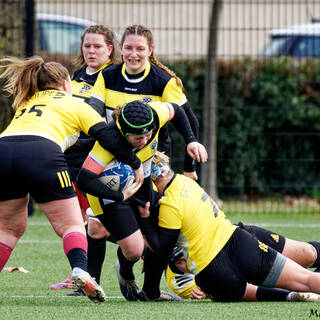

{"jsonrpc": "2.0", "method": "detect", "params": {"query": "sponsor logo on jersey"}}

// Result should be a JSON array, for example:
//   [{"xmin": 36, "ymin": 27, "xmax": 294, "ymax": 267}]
[
  {"xmin": 151, "ymin": 140, "xmax": 157, "ymax": 151},
  {"xmin": 124, "ymin": 87, "xmax": 137, "ymax": 92}
]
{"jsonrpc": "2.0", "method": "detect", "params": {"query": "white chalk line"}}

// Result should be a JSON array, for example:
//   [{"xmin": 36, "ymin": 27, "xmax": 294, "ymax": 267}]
[
  {"xmin": 20, "ymin": 222, "xmax": 320, "ymax": 244},
  {"xmin": 10, "ymin": 295, "xmax": 124, "ymax": 299},
  {"xmin": 253, "ymin": 223, "xmax": 320, "ymax": 228}
]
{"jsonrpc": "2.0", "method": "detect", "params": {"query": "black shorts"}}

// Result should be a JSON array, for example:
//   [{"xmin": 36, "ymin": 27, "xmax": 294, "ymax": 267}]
[
  {"xmin": 97, "ymin": 201, "xmax": 140, "ymax": 241},
  {"xmin": 237, "ymin": 222, "xmax": 285, "ymax": 253},
  {"xmin": 0, "ymin": 136, "xmax": 75, "ymax": 203},
  {"xmin": 195, "ymin": 227, "xmax": 284, "ymax": 302},
  {"xmin": 96, "ymin": 187, "xmax": 160, "ymax": 242}
]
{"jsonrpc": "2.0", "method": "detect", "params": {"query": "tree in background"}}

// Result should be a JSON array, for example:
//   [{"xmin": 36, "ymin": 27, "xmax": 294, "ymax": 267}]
[
  {"xmin": 201, "ymin": 0, "xmax": 222, "ymax": 199},
  {"xmin": 0, "ymin": 0, "xmax": 28, "ymax": 132}
]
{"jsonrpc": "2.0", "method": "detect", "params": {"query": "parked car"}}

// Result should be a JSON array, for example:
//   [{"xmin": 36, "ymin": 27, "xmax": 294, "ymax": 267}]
[
  {"xmin": 37, "ymin": 13, "xmax": 96, "ymax": 55},
  {"xmin": 261, "ymin": 22, "xmax": 320, "ymax": 58}
]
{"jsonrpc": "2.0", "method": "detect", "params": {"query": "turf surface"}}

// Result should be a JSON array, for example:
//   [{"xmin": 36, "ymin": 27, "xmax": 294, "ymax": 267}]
[{"xmin": 1, "ymin": 209, "xmax": 320, "ymax": 320}]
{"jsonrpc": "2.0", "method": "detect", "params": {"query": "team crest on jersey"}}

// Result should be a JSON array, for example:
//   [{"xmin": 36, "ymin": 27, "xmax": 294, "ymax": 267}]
[
  {"xmin": 151, "ymin": 140, "xmax": 157, "ymax": 152},
  {"xmin": 80, "ymin": 84, "xmax": 91, "ymax": 93},
  {"xmin": 142, "ymin": 97, "xmax": 152, "ymax": 103}
]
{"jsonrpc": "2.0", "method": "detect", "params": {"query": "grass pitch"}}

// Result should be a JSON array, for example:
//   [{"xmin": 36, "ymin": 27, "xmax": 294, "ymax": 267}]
[{"xmin": 1, "ymin": 209, "xmax": 320, "ymax": 320}]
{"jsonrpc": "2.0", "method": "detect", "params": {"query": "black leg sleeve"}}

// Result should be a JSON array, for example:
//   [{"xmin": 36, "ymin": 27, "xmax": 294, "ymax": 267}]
[
  {"xmin": 142, "ymin": 248, "xmax": 167, "ymax": 300},
  {"xmin": 117, "ymin": 246, "xmax": 138, "ymax": 280},
  {"xmin": 87, "ymin": 235, "xmax": 107, "ymax": 285},
  {"xmin": 256, "ymin": 287, "xmax": 290, "ymax": 301}
]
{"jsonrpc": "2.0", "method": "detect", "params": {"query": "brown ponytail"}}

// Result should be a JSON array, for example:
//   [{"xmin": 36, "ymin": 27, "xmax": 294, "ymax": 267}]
[
  {"xmin": 0, "ymin": 56, "xmax": 69, "ymax": 110},
  {"xmin": 112, "ymin": 105, "xmax": 122, "ymax": 121}
]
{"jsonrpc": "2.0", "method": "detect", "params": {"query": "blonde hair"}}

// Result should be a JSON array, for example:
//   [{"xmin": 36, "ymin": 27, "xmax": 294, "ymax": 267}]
[
  {"xmin": 121, "ymin": 24, "xmax": 183, "ymax": 89},
  {"xmin": 74, "ymin": 25, "xmax": 121, "ymax": 67},
  {"xmin": 112, "ymin": 104, "xmax": 122, "ymax": 121},
  {"xmin": 151, "ymin": 151, "xmax": 172, "ymax": 182},
  {"xmin": 0, "ymin": 56, "xmax": 69, "ymax": 110},
  {"xmin": 153, "ymin": 151, "xmax": 170, "ymax": 167}
]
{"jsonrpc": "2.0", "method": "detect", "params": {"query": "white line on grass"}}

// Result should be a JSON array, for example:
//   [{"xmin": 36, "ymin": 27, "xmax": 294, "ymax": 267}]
[
  {"xmin": 255, "ymin": 223, "xmax": 320, "ymax": 228},
  {"xmin": 20, "ymin": 240, "xmax": 61, "ymax": 243},
  {"xmin": 28, "ymin": 221, "xmax": 51, "ymax": 226},
  {"xmin": 11, "ymin": 295, "xmax": 124, "ymax": 299},
  {"xmin": 28, "ymin": 221, "xmax": 320, "ymax": 228},
  {"xmin": 21, "ymin": 223, "xmax": 320, "ymax": 244}
]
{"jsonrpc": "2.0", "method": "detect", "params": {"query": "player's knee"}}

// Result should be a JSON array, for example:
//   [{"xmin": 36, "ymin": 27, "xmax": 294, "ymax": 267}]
[
  {"xmin": 305, "ymin": 244, "xmax": 318, "ymax": 267},
  {"xmin": 14, "ymin": 224, "xmax": 27, "ymax": 239},
  {"xmin": 88, "ymin": 219, "xmax": 108, "ymax": 239},
  {"xmin": 122, "ymin": 245, "xmax": 144, "ymax": 261},
  {"xmin": 293, "ymin": 243, "xmax": 317, "ymax": 268}
]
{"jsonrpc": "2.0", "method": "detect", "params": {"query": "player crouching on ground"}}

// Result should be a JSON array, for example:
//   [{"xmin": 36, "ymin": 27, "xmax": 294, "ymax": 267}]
[
  {"xmin": 166, "ymin": 246, "xmax": 320, "ymax": 302},
  {"xmin": 138, "ymin": 151, "xmax": 320, "ymax": 302}
]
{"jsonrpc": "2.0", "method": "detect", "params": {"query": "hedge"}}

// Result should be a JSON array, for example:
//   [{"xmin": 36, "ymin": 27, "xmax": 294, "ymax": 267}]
[
  {"xmin": 1, "ymin": 55, "xmax": 319, "ymax": 199},
  {"xmin": 165, "ymin": 57, "xmax": 320, "ymax": 198}
]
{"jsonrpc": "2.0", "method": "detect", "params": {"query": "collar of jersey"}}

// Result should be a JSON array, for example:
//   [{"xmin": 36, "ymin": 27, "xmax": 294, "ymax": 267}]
[
  {"xmin": 162, "ymin": 173, "xmax": 177, "ymax": 196},
  {"xmin": 121, "ymin": 61, "xmax": 150, "ymax": 83},
  {"xmin": 86, "ymin": 59, "xmax": 111, "ymax": 75}
]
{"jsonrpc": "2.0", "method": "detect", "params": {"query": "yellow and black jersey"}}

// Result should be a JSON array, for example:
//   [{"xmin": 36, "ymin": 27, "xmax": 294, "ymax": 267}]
[
  {"xmin": 71, "ymin": 60, "xmax": 111, "ymax": 104},
  {"xmin": 86, "ymin": 101, "xmax": 170, "ymax": 215},
  {"xmin": 65, "ymin": 61, "xmax": 112, "ymax": 177},
  {"xmin": 1, "ymin": 90, "xmax": 104, "ymax": 152},
  {"xmin": 90, "ymin": 61, "xmax": 187, "ymax": 123},
  {"xmin": 166, "ymin": 266, "xmax": 196, "ymax": 299},
  {"xmin": 158, "ymin": 174, "xmax": 237, "ymax": 275}
]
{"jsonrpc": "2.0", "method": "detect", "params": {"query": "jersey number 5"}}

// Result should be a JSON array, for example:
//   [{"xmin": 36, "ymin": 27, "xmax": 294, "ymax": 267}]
[{"xmin": 16, "ymin": 104, "xmax": 46, "ymax": 119}]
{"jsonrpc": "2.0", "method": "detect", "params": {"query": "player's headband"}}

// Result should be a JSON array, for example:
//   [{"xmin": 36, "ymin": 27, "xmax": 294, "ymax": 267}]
[
  {"xmin": 168, "ymin": 246, "xmax": 184, "ymax": 275},
  {"xmin": 116, "ymin": 100, "xmax": 154, "ymax": 139},
  {"xmin": 150, "ymin": 161, "xmax": 170, "ymax": 181}
]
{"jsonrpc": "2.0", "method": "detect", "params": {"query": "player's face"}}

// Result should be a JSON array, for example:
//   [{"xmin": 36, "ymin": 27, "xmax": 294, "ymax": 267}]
[
  {"xmin": 127, "ymin": 131, "xmax": 153, "ymax": 149},
  {"xmin": 175, "ymin": 257, "xmax": 188, "ymax": 273},
  {"xmin": 82, "ymin": 33, "xmax": 113, "ymax": 73},
  {"xmin": 121, "ymin": 34, "xmax": 153, "ymax": 75}
]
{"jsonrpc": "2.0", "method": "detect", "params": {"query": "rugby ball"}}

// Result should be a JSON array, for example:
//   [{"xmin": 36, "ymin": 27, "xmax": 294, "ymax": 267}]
[{"xmin": 99, "ymin": 159, "xmax": 134, "ymax": 192}]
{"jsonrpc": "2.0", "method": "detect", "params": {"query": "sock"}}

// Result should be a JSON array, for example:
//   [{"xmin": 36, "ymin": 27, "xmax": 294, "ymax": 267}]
[
  {"xmin": 117, "ymin": 246, "xmax": 138, "ymax": 281},
  {"xmin": 256, "ymin": 286, "xmax": 290, "ymax": 301},
  {"xmin": 308, "ymin": 242, "xmax": 320, "ymax": 269},
  {"xmin": 0, "ymin": 242, "xmax": 13, "ymax": 271},
  {"xmin": 67, "ymin": 248, "xmax": 87, "ymax": 271},
  {"xmin": 142, "ymin": 248, "xmax": 167, "ymax": 300},
  {"xmin": 87, "ymin": 235, "xmax": 106, "ymax": 284},
  {"xmin": 63, "ymin": 232, "xmax": 88, "ymax": 271}
]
